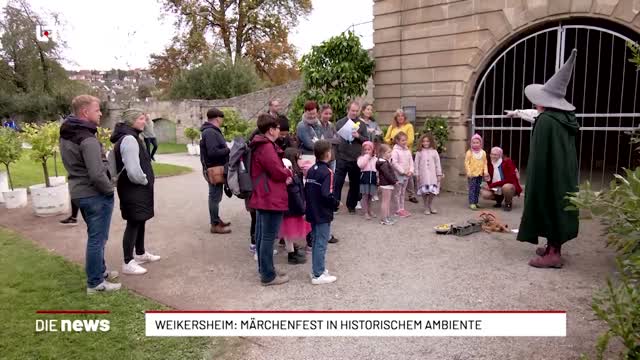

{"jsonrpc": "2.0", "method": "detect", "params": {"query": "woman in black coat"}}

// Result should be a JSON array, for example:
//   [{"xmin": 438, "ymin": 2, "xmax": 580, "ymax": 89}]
[{"xmin": 110, "ymin": 109, "xmax": 161, "ymax": 275}]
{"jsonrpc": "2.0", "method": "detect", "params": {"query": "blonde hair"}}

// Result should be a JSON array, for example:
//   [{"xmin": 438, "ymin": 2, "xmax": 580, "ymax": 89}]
[
  {"xmin": 378, "ymin": 143, "xmax": 391, "ymax": 157},
  {"xmin": 71, "ymin": 95, "xmax": 100, "ymax": 115},
  {"xmin": 392, "ymin": 109, "xmax": 405, "ymax": 128}
]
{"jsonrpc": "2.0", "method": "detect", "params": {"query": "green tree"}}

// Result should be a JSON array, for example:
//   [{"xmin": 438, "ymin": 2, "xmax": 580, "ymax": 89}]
[
  {"xmin": 168, "ymin": 56, "xmax": 262, "ymax": 100},
  {"xmin": 22, "ymin": 122, "xmax": 59, "ymax": 187},
  {"xmin": 289, "ymin": 31, "xmax": 375, "ymax": 124},
  {"xmin": 0, "ymin": 0, "xmax": 86, "ymax": 120},
  {"xmin": 0, "ymin": 127, "xmax": 23, "ymax": 191},
  {"xmin": 183, "ymin": 127, "xmax": 200, "ymax": 145}
]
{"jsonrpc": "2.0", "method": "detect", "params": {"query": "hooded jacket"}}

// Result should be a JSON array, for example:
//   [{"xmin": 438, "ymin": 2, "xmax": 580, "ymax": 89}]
[
  {"xmin": 200, "ymin": 122, "xmax": 230, "ymax": 168},
  {"xmin": 59, "ymin": 116, "xmax": 113, "ymax": 199},
  {"xmin": 304, "ymin": 161, "xmax": 340, "ymax": 224},
  {"xmin": 110, "ymin": 123, "xmax": 155, "ymax": 222},
  {"xmin": 248, "ymin": 135, "xmax": 291, "ymax": 211}
]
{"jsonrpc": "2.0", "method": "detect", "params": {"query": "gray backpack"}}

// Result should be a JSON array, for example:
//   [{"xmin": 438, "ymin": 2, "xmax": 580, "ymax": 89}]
[{"xmin": 106, "ymin": 149, "xmax": 124, "ymax": 187}]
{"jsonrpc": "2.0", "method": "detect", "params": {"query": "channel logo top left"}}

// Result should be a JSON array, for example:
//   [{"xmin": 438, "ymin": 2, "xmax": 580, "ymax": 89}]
[{"xmin": 36, "ymin": 24, "xmax": 53, "ymax": 42}]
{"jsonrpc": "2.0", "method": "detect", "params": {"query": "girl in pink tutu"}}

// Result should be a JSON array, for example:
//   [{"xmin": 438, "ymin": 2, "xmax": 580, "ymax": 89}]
[{"xmin": 279, "ymin": 148, "xmax": 310, "ymax": 264}]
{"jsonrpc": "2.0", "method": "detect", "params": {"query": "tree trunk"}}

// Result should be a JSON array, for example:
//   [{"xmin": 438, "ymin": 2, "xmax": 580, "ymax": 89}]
[
  {"xmin": 53, "ymin": 152, "xmax": 58, "ymax": 177},
  {"xmin": 5, "ymin": 163, "xmax": 13, "ymax": 191},
  {"xmin": 42, "ymin": 158, "xmax": 50, "ymax": 187}
]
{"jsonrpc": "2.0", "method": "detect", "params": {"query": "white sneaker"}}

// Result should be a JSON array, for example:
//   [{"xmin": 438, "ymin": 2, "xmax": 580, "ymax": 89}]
[
  {"xmin": 134, "ymin": 252, "xmax": 161, "ymax": 264},
  {"xmin": 373, "ymin": 195, "xmax": 379, "ymax": 201},
  {"xmin": 311, "ymin": 272, "xmax": 337, "ymax": 285},
  {"xmin": 87, "ymin": 280, "xmax": 121, "ymax": 294},
  {"xmin": 103, "ymin": 270, "xmax": 119, "ymax": 281},
  {"xmin": 254, "ymin": 253, "xmax": 258, "ymax": 261},
  {"xmin": 355, "ymin": 202, "xmax": 362, "ymax": 209},
  {"xmin": 273, "ymin": 249, "xmax": 278, "ymax": 255},
  {"xmin": 310, "ymin": 269, "xmax": 330, "ymax": 279},
  {"xmin": 122, "ymin": 260, "xmax": 147, "ymax": 275}
]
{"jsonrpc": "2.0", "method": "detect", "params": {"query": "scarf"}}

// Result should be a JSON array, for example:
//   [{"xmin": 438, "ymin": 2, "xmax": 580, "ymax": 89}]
[{"xmin": 303, "ymin": 115, "xmax": 318, "ymax": 127}]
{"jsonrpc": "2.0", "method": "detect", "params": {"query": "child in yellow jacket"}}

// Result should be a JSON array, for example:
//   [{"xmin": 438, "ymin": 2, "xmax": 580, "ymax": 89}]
[{"xmin": 465, "ymin": 133, "xmax": 488, "ymax": 210}]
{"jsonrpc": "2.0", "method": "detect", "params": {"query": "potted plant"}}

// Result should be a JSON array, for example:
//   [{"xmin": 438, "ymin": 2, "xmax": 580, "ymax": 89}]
[
  {"xmin": 0, "ymin": 127, "xmax": 27, "ymax": 208},
  {"xmin": 48, "ymin": 122, "xmax": 66, "ymax": 186},
  {"xmin": 22, "ymin": 123, "xmax": 69, "ymax": 216},
  {"xmin": 184, "ymin": 127, "xmax": 201, "ymax": 156}
]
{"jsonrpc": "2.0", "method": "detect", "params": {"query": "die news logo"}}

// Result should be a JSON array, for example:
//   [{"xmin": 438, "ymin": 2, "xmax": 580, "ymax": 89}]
[
  {"xmin": 36, "ymin": 24, "xmax": 53, "ymax": 42},
  {"xmin": 35, "ymin": 310, "xmax": 110, "ymax": 333}
]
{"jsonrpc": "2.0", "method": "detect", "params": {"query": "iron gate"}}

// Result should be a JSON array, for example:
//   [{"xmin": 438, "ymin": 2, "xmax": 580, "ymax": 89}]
[{"xmin": 471, "ymin": 23, "xmax": 640, "ymax": 189}]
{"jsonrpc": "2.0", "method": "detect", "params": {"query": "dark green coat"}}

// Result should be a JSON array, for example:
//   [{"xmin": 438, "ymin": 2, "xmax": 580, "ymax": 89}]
[{"xmin": 517, "ymin": 110, "xmax": 580, "ymax": 245}]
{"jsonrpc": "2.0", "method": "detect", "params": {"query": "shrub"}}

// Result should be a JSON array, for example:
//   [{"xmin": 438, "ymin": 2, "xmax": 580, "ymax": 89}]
[
  {"xmin": 219, "ymin": 108, "xmax": 255, "ymax": 141},
  {"xmin": 418, "ymin": 116, "xmax": 450, "ymax": 154},
  {"xmin": 0, "ymin": 127, "xmax": 23, "ymax": 190},
  {"xmin": 569, "ymin": 136, "xmax": 640, "ymax": 359}
]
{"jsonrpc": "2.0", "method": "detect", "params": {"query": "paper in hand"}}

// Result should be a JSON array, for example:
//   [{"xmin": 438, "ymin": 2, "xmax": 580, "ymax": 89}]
[{"xmin": 338, "ymin": 119, "xmax": 355, "ymax": 141}]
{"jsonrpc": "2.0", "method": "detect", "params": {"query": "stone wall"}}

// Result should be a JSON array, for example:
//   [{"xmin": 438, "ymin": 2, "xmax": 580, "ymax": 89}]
[
  {"xmin": 105, "ymin": 80, "xmax": 304, "ymax": 144},
  {"xmin": 372, "ymin": 0, "xmax": 640, "ymax": 191}
]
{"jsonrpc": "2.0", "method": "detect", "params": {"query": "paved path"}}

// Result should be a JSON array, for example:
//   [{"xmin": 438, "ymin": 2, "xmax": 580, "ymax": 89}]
[{"xmin": 0, "ymin": 153, "xmax": 616, "ymax": 359}]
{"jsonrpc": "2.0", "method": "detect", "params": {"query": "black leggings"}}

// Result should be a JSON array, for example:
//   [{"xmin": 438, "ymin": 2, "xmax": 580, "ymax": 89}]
[
  {"xmin": 250, "ymin": 210, "xmax": 256, "ymax": 245},
  {"xmin": 123, "ymin": 220, "xmax": 146, "ymax": 264}
]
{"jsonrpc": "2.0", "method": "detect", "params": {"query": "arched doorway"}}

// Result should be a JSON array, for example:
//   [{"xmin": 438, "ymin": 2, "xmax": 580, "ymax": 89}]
[
  {"xmin": 471, "ymin": 18, "xmax": 640, "ymax": 189},
  {"xmin": 152, "ymin": 118, "xmax": 176, "ymax": 143}
]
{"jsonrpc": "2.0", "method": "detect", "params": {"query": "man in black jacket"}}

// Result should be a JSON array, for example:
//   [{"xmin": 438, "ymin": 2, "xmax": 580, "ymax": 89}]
[
  {"xmin": 334, "ymin": 101, "xmax": 368, "ymax": 214},
  {"xmin": 200, "ymin": 107, "xmax": 232, "ymax": 234}
]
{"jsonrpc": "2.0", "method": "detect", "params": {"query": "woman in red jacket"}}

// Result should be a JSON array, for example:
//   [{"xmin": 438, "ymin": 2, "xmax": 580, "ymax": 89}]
[
  {"xmin": 249, "ymin": 114, "xmax": 292, "ymax": 286},
  {"xmin": 481, "ymin": 146, "xmax": 522, "ymax": 211}
]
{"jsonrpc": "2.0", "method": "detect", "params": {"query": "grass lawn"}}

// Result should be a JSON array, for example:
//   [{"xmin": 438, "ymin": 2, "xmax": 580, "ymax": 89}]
[
  {"xmin": 0, "ymin": 227, "xmax": 238, "ymax": 359},
  {"xmin": 6, "ymin": 151, "xmax": 192, "ymax": 189},
  {"xmin": 156, "ymin": 142, "xmax": 188, "ymax": 154}
]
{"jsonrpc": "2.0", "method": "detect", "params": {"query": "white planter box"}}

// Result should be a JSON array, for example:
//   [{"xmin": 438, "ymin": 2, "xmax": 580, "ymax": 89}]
[
  {"xmin": 0, "ymin": 171, "xmax": 8, "ymax": 203},
  {"xmin": 3, "ymin": 188, "xmax": 28, "ymax": 209},
  {"xmin": 187, "ymin": 144, "xmax": 199, "ymax": 156},
  {"xmin": 49, "ymin": 176, "xmax": 67, "ymax": 187},
  {"xmin": 29, "ymin": 183, "xmax": 69, "ymax": 216}
]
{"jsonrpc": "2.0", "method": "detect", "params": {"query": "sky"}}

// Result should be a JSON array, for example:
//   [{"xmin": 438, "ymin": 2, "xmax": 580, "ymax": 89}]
[{"xmin": 0, "ymin": 0, "xmax": 373, "ymax": 70}]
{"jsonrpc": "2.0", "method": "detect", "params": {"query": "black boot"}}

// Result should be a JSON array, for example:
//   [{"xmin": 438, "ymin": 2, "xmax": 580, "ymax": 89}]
[{"xmin": 288, "ymin": 251, "xmax": 306, "ymax": 264}]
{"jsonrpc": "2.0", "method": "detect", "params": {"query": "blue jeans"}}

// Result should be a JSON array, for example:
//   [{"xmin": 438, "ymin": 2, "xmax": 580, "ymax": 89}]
[
  {"xmin": 208, "ymin": 183, "xmax": 223, "ymax": 225},
  {"xmin": 311, "ymin": 223, "xmax": 331, "ymax": 277},
  {"xmin": 77, "ymin": 193, "xmax": 114, "ymax": 288},
  {"xmin": 255, "ymin": 210, "xmax": 283, "ymax": 283}
]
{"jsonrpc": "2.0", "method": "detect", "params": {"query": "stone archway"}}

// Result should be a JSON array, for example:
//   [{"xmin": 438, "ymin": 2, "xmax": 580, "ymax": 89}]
[
  {"xmin": 466, "ymin": 16, "xmax": 640, "ymax": 189},
  {"xmin": 152, "ymin": 118, "xmax": 176, "ymax": 143}
]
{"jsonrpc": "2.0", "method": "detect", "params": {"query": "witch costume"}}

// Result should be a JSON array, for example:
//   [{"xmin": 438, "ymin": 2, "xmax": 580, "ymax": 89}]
[{"xmin": 517, "ymin": 49, "xmax": 580, "ymax": 269}]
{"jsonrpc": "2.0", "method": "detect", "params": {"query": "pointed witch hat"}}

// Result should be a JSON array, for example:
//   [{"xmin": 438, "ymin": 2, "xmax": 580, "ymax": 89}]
[{"xmin": 525, "ymin": 49, "xmax": 578, "ymax": 111}]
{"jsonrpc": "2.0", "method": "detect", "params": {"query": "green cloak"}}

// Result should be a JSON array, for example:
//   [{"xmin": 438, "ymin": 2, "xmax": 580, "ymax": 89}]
[{"xmin": 517, "ymin": 110, "xmax": 580, "ymax": 245}]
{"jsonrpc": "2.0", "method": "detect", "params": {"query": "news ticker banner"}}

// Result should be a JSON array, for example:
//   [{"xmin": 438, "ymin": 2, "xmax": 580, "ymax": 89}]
[{"xmin": 145, "ymin": 311, "xmax": 566, "ymax": 337}]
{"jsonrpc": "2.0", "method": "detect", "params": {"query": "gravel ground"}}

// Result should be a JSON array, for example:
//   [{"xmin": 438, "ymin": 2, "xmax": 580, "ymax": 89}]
[{"xmin": 0, "ymin": 153, "xmax": 617, "ymax": 360}]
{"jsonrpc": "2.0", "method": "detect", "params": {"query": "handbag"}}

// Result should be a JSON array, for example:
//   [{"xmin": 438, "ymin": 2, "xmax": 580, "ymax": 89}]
[{"xmin": 207, "ymin": 166, "xmax": 225, "ymax": 185}]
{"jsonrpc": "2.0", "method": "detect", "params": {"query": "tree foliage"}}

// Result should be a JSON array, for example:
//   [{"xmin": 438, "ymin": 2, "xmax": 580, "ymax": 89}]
[
  {"xmin": 219, "ymin": 108, "xmax": 254, "ymax": 141},
  {"xmin": 419, "ymin": 116, "xmax": 450, "ymax": 154},
  {"xmin": 0, "ymin": 0, "xmax": 86, "ymax": 120},
  {"xmin": 155, "ymin": 0, "xmax": 310, "ymax": 86},
  {"xmin": 0, "ymin": 127, "xmax": 23, "ymax": 191},
  {"xmin": 168, "ymin": 56, "xmax": 262, "ymax": 100},
  {"xmin": 288, "ymin": 31, "xmax": 375, "ymax": 124},
  {"xmin": 22, "ymin": 122, "xmax": 60, "ymax": 187},
  {"xmin": 183, "ymin": 127, "xmax": 200, "ymax": 145}
]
